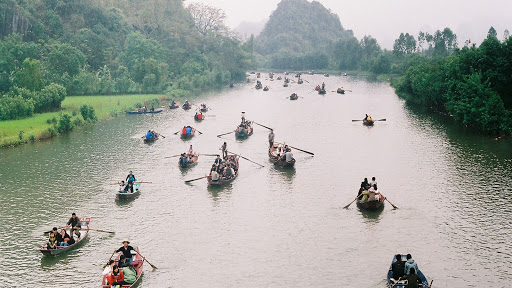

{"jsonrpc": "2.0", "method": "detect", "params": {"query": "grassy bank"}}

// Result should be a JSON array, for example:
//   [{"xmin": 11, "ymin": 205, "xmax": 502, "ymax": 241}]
[{"xmin": 0, "ymin": 94, "xmax": 168, "ymax": 147}]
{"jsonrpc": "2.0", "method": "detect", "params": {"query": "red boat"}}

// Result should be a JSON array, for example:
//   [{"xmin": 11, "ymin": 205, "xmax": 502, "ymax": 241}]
[{"xmin": 101, "ymin": 247, "xmax": 144, "ymax": 288}]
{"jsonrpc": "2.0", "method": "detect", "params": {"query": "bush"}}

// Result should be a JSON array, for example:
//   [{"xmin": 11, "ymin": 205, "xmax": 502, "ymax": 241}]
[
  {"xmin": 18, "ymin": 130, "xmax": 24, "ymax": 141},
  {"xmin": 0, "ymin": 95, "xmax": 35, "ymax": 120},
  {"xmin": 57, "ymin": 114, "xmax": 73, "ymax": 133},
  {"xmin": 73, "ymin": 117, "xmax": 83, "ymax": 127},
  {"xmin": 28, "ymin": 135, "xmax": 36, "ymax": 142},
  {"xmin": 80, "ymin": 104, "xmax": 97, "ymax": 122}
]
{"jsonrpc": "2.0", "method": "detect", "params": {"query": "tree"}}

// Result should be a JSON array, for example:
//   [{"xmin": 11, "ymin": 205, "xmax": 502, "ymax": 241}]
[
  {"xmin": 393, "ymin": 33, "xmax": 417, "ymax": 55},
  {"xmin": 188, "ymin": 3, "xmax": 228, "ymax": 37},
  {"xmin": 15, "ymin": 58, "xmax": 43, "ymax": 91},
  {"xmin": 487, "ymin": 26, "xmax": 497, "ymax": 38},
  {"xmin": 503, "ymin": 29, "xmax": 510, "ymax": 42}
]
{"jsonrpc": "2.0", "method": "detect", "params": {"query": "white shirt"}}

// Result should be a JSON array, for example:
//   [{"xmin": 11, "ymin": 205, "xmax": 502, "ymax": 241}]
[
  {"xmin": 211, "ymin": 171, "xmax": 219, "ymax": 181},
  {"xmin": 188, "ymin": 148, "xmax": 194, "ymax": 154},
  {"xmin": 102, "ymin": 266, "xmax": 112, "ymax": 276},
  {"xmin": 369, "ymin": 180, "xmax": 377, "ymax": 187},
  {"xmin": 285, "ymin": 152, "xmax": 293, "ymax": 162},
  {"xmin": 241, "ymin": 113, "xmax": 245, "ymax": 119}
]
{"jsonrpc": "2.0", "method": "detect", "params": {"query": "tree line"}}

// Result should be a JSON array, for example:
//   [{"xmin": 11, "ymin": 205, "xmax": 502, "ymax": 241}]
[{"xmin": 0, "ymin": 0, "xmax": 253, "ymax": 121}]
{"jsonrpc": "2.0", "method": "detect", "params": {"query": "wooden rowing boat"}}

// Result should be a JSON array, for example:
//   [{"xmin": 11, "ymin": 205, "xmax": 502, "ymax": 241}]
[
  {"xmin": 194, "ymin": 114, "xmax": 205, "ymax": 121},
  {"xmin": 179, "ymin": 154, "xmax": 199, "ymax": 168},
  {"xmin": 101, "ymin": 247, "xmax": 144, "ymax": 288},
  {"xmin": 126, "ymin": 108, "xmax": 163, "ymax": 115},
  {"xmin": 290, "ymin": 93, "xmax": 298, "ymax": 100},
  {"xmin": 235, "ymin": 123, "xmax": 253, "ymax": 139},
  {"xmin": 356, "ymin": 194, "xmax": 385, "ymax": 210},
  {"xmin": 255, "ymin": 83, "xmax": 262, "ymax": 89},
  {"xmin": 268, "ymin": 145, "xmax": 295, "ymax": 167},
  {"xmin": 207, "ymin": 156, "xmax": 239, "ymax": 185},
  {"xmin": 143, "ymin": 134, "xmax": 159, "ymax": 143},
  {"xmin": 116, "ymin": 181, "xmax": 141, "ymax": 200},
  {"xmin": 169, "ymin": 102, "xmax": 180, "ymax": 109},
  {"xmin": 318, "ymin": 89, "xmax": 326, "ymax": 95},
  {"xmin": 386, "ymin": 255, "xmax": 429, "ymax": 288},
  {"xmin": 182, "ymin": 103, "xmax": 192, "ymax": 110},
  {"xmin": 181, "ymin": 127, "xmax": 196, "ymax": 139},
  {"xmin": 200, "ymin": 105, "xmax": 209, "ymax": 112},
  {"xmin": 263, "ymin": 86, "xmax": 269, "ymax": 91},
  {"xmin": 297, "ymin": 79, "xmax": 303, "ymax": 84},
  {"xmin": 40, "ymin": 217, "xmax": 91, "ymax": 256},
  {"xmin": 337, "ymin": 88, "xmax": 345, "ymax": 94},
  {"xmin": 363, "ymin": 119, "xmax": 374, "ymax": 126}
]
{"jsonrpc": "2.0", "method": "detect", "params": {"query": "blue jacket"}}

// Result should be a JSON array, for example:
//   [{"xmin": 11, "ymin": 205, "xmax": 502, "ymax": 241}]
[
  {"xmin": 146, "ymin": 131, "xmax": 153, "ymax": 139},
  {"xmin": 404, "ymin": 259, "xmax": 419, "ymax": 275},
  {"xmin": 186, "ymin": 127, "xmax": 192, "ymax": 134}
]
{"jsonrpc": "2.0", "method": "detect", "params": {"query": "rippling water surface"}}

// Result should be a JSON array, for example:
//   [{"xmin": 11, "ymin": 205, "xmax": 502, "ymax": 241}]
[{"xmin": 0, "ymin": 74, "xmax": 511, "ymax": 287}]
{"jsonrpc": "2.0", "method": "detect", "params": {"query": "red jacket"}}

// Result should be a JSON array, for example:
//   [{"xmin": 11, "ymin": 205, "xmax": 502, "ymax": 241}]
[
  {"xmin": 107, "ymin": 270, "xmax": 124, "ymax": 286},
  {"xmin": 182, "ymin": 127, "xmax": 187, "ymax": 134}
]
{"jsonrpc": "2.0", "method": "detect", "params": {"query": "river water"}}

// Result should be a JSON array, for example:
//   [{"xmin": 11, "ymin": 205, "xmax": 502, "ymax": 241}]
[{"xmin": 0, "ymin": 74, "xmax": 511, "ymax": 287}]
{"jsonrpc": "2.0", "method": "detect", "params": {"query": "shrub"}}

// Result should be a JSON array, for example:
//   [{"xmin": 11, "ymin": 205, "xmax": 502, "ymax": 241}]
[
  {"xmin": 56, "ymin": 114, "xmax": 73, "ymax": 133},
  {"xmin": 80, "ymin": 104, "xmax": 97, "ymax": 122}
]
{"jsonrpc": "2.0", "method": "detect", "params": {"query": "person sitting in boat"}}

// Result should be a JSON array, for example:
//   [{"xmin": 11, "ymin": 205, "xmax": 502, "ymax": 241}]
[
  {"xmin": 142, "ymin": 106, "xmax": 147, "ymax": 112},
  {"xmin": 401, "ymin": 267, "xmax": 422, "ymax": 288},
  {"xmin": 107, "ymin": 265, "xmax": 127, "ymax": 287},
  {"xmin": 361, "ymin": 178, "xmax": 369, "ymax": 189},
  {"xmin": 285, "ymin": 149, "xmax": 294, "ymax": 163},
  {"xmin": 115, "ymin": 240, "xmax": 135, "ymax": 265},
  {"xmin": 66, "ymin": 213, "xmax": 81, "ymax": 238},
  {"xmin": 322, "ymin": 82, "xmax": 325, "ymax": 90},
  {"xmin": 102, "ymin": 260, "xmax": 115, "ymax": 276},
  {"xmin": 146, "ymin": 130, "xmax": 154, "ymax": 140},
  {"xmin": 404, "ymin": 254, "xmax": 420, "ymax": 275},
  {"xmin": 118, "ymin": 255, "xmax": 129, "ymax": 268},
  {"xmin": 225, "ymin": 165, "xmax": 234, "ymax": 179},
  {"xmin": 57, "ymin": 228, "xmax": 71, "ymax": 247},
  {"xmin": 150, "ymin": 105, "xmax": 154, "ymax": 112},
  {"xmin": 47, "ymin": 227, "xmax": 58, "ymax": 249},
  {"xmin": 186, "ymin": 126, "xmax": 192, "ymax": 135},
  {"xmin": 360, "ymin": 189, "xmax": 370, "ymax": 203},
  {"xmin": 171, "ymin": 100, "xmax": 176, "ymax": 106},
  {"xmin": 368, "ymin": 185, "xmax": 379, "ymax": 202},
  {"xmin": 126, "ymin": 171, "xmax": 136, "ymax": 193},
  {"xmin": 180, "ymin": 154, "xmax": 188, "ymax": 167},
  {"xmin": 214, "ymin": 155, "xmax": 223, "ymax": 166},
  {"xmin": 198, "ymin": 112, "xmax": 203, "ymax": 119},
  {"xmin": 123, "ymin": 182, "xmax": 133, "ymax": 193},
  {"xmin": 182, "ymin": 126, "xmax": 187, "ymax": 135},
  {"xmin": 118, "ymin": 181, "xmax": 125, "ymax": 192},
  {"xmin": 210, "ymin": 167, "xmax": 220, "ymax": 182},
  {"xmin": 122, "ymin": 266, "xmax": 137, "ymax": 285},
  {"xmin": 391, "ymin": 254, "xmax": 406, "ymax": 282},
  {"xmin": 369, "ymin": 177, "xmax": 377, "ymax": 187}
]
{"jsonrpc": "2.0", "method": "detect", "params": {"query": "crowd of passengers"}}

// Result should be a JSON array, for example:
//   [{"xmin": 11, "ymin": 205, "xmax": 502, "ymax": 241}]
[
  {"xmin": 357, "ymin": 177, "xmax": 380, "ymax": 203},
  {"xmin": 390, "ymin": 254, "xmax": 423, "ymax": 288},
  {"xmin": 46, "ymin": 213, "xmax": 82, "ymax": 249},
  {"xmin": 209, "ymin": 154, "xmax": 238, "ymax": 181}
]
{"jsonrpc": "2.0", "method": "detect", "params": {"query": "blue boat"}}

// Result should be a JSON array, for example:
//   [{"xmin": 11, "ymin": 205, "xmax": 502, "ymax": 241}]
[
  {"xmin": 387, "ymin": 255, "xmax": 430, "ymax": 287},
  {"xmin": 126, "ymin": 108, "xmax": 163, "ymax": 115}
]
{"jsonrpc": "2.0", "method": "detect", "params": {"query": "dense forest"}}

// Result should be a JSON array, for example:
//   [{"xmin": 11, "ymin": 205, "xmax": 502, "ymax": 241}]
[{"xmin": 0, "ymin": 0, "xmax": 253, "ymax": 121}]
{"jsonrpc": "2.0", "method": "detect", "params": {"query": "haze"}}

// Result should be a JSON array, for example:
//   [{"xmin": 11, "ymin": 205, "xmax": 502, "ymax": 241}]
[{"xmin": 185, "ymin": 0, "xmax": 512, "ymax": 49}]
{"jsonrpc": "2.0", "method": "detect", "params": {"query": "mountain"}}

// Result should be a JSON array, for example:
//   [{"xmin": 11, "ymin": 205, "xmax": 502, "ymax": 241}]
[
  {"xmin": 234, "ymin": 19, "xmax": 267, "ymax": 41},
  {"xmin": 254, "ymin": 0, "xmax": 354, "ymax": 56}
]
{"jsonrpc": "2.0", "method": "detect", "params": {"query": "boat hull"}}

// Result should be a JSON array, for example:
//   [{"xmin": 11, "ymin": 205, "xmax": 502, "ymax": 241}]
[
  {"xmin": 179, "ymin": 154, "xmax": 199, "ymax": 168},
  {"xmin": 235, "ymin": 127, "xmax": 253, "ymax": 138},
  {"xmin": 268, "ymin": 146, "xmax": 295, "ymax": 167},
  {"xmin": 356, "ymin": 198, "xmax": 384, "ymax": 210},
  {"xmin": 207, "ymin": 156, "xmax": 239, "ymax": 185},
  {"xmin": 40, "ymin": 217, "xmax": 91, "ymax": 256},
  {"xmin": 116, "ymin": 182, "xmax": 141, "ymax": 200},
  {"xmin": 126, "ymin": 108, "xmax": 163, "ymax": 115},
  {"xmin": 363, "ymin": 119, "xmax": 374, "ymax": 126}
]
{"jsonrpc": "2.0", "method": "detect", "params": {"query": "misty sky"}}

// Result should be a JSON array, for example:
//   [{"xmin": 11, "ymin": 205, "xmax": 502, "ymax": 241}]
[{"xmin": 185, "ymin": 0, "xmax": 512, "ymax": 49}]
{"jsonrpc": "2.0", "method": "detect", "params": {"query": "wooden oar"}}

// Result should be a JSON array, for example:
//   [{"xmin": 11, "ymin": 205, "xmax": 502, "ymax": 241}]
[
  {"xmin": 185, "ymin": 175, "xmax": 207, "ymax": 183},
  {"xmin": 159, "ymin": 135, "xmax": 166, "ymax": 138},
  {"xmin": 217, "ymin": 131, "xmax": 235, "ymax": 137},
  {"xmin": 88, "ymin": 228, "xmax": 115, "ymax": 234},
  {"xmin": 134, "ymin": 181, "xmax": 152, "ymax": 184},
  {"xmin": 103, "ymin": 250, "xmax": 117, "ymax": 268},
  {"xmin": 228, "ymin": 151, "xmax": 265, "ymax": 168},
  {"xmin": 351, "ymin": 120, "xmax": 364, "ymax": 122},
  {"xmin": 303, "ymin": 79, "xmax": 310, "ymax": 83},
  {"xmin": 164, "ymin": 155, "xmax": 182, "ymax": 159},
  {"xmin": 381, "ymin": 194, "xmax": 398, "ymax": 209},
  {"xmin": 376, "ymin": 119, "xmax": 386, "ymax": 121},
  {"xmin": 193, "ymin": 128, "xmax": 203, "ymax": 134},
  {"xmin": 343, "ymin": 197, "xmax": 358, "ymax": 209},
  {"xmin": 275, "ymin": 142, "xmax": 314, "ymax": 156},
  {"xmin": 199, "ymin": 154, "xmax": 219, "ymax": 157},
  {"xmin": 250, "ymin": 121, "xmax": 272, "ymax": 130},
  {"xmin": 391, "ymin": 278, "xmax": 402, "ymax": 288},
  {"xmin": 174, "ymin": 130, "xmax": 182, "ymax": 135},
  {"xmin": 136, "ymin": 251, "xmax": 158, "ymax": 269}
]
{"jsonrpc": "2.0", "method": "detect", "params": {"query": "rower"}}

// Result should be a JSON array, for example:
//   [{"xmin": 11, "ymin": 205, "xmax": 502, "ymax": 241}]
[
  {"xmin": 322, "ymin": 82, "xmax": 325, "ymax": 90},
  {"xmin": 146, "ymin": 130, "xmax": 153, "ymax": 140},
  {"xmin": 188, "ymin": 145, "xmax": 194, "ymax": 156},
  {"xmin": 180, "ymin": 153, "xmax": 188, "ymax": 167},
  {"xmin": 115, "ymin": 240, "xmax": 136, "ymax": 265},
  {"xmin": 241, "ymin": 111, "xmax": 246, "ymax": 124},
  {"xmin": 150, "ymin": 105, "xmax": 154, "ymax": 112},
  {"xmin": 66, "ymin": 213, "xmax": 81, "ymax": 238},
  {"xmin": 220, "ymin": 142, "xmax": 227, "ymax": 159},
  {"xmin": 186, "ymin": 126, "xmax": 192, "ymax": 135},
  {"xmin": 171, "ymin": 100, "xmax": 176, "ymax": 106},
  {"xmin": 285, "ymin": 148, "xmax": 294, "ymax": 163},
  {"xmin": 182, "ymin": 126, "xmax": 187, "ymax": 135},
  {"xmin": 268, "ymin": 129, "xmax": 275, "ymax": 148},
  {"xmin": 126, "ymin": 171, "xmax": 136, "ymax": 193}
]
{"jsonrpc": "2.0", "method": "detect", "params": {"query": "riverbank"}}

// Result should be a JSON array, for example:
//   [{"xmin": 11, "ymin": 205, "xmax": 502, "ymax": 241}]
[{"xmin": 0, "ymin": 94, "xmax": 170, "ymax": 147}]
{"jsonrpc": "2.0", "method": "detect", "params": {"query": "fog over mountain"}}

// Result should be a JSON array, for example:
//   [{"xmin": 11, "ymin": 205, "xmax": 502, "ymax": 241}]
[{"xmin": 186, "ymin": 0, "xmax": 512, "ymax": 48}]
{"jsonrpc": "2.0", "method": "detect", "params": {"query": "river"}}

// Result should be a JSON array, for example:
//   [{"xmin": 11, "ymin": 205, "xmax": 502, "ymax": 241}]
[{"xmin": 0, "ymin": 74, "xmax": 511, "ymax": 287}]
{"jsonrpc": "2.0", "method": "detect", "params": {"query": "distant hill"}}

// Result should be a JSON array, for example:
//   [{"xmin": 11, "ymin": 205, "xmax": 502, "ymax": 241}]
[
  {"xmin": 234, "ymin": 19, "xmax": 267, "ymax": 41},
  {"xmin": 254, "ymin": 0, "xmax": 354, "ymax": 56}
]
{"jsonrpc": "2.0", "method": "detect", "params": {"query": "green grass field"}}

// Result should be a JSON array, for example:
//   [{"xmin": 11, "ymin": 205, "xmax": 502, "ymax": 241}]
[{"xmin": 0, "ymin": 94, "xmax": 167, "ymax": 147}]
